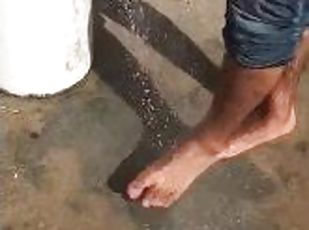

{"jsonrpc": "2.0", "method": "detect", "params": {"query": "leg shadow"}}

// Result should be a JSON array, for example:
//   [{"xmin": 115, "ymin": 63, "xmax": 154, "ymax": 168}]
[
  {"xmin": 93, "ymin": 0, "xmax": 221, "ymax": 92},
  {"xmin": 93, "ymin": 15, "xmax": 190, "ymax": 194}
]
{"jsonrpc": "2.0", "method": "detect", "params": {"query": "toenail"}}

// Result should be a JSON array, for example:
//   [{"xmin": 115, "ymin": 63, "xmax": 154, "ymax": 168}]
[
  {"xmin": 128, "ymin": 187, "xmax": 141, "ymax": 199},
  {"xmin": 143, "ymin": 200, "xmax": 150, "ymax": 208}
]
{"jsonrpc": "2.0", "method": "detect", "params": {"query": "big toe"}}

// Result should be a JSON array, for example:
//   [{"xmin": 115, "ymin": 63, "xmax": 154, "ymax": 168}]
[
  {"xmin": 127, "ymin": 173, "xmax": 154, "ymax": 200},
  {"xmin": 127, "ymin": 181, "xmax": 146, "ymax": 200},
  {"xmin": 142, "ymin": 187, "xmax": 177, "ymax": 208}
]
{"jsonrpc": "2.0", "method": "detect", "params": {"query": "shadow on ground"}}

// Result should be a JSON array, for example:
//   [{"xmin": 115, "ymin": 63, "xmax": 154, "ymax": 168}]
[
  {"xmin": 94, "ymin": 0, "xmax": 221, "ymax": 91},
  {"xmin": 92, "ymin": 0, "xmax": 220, "ymax": 194},
  {"xmin": 1, "ymin": 1, "xmax": 307, "ymax": 230}
]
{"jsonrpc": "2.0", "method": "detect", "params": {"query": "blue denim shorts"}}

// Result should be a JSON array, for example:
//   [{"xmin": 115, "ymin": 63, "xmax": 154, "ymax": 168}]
[{"xmin": 223, "ymin": 0, "xmax": 309, "ymax": 68}]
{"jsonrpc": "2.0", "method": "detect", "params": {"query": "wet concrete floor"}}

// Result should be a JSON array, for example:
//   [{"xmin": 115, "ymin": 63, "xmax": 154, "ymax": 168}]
[{"xmin": 1, "ymin": 0, "xmax": 309, "ymax": 229}]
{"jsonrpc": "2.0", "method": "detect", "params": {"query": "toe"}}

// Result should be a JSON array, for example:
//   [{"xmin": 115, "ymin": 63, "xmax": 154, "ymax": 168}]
[
  {"xmin": 142, "ymin": 187, "xmax": 178, "ymax": 208},
  {"xmin": 142, "ymin": 187, "xmax": 163, "ymax": 208},
  {"xmin": 127, "ymin": 180, "xmax": 147, "ymax": 200},
  {"xmin": 160, "ymin": 190, "xmax": 178, "ymax": 208},
  {"xmin": 127, "ymin": 172, "xmax": 154, "ymax": 200},
  {"xmin": 163, "ymin": 192, "xmax": 179, "ymax": 208}
]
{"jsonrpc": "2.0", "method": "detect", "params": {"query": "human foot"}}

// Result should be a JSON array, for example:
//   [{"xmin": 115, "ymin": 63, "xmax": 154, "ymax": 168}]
[
  {"xmin": 127, "ymin": 110, "xmax": 295, "ymax": 209},
  {"xmin": 126, "ymin": 77, "xmax": 296, "ymax": 209},
  {"xmin": 127, "ymin": 140, "xmax": 219, "ymax": 208},
  {"xmin": 128, "ymin": 85, "xmax": 296, "ymax": 208},
  {"xmin": 218, "ymin": 106, "xmax": 296, "ymax": 159},
  {"xmin": 126, "ymin": 31, "xmax": 309, "ymax": 209},
  {"xmin": 126, "ymin": 67, "xmax": 296, "ymax": 209}
]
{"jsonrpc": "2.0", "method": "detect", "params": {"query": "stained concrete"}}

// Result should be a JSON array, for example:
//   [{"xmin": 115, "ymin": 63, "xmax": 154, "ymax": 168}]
[{"xmin": 1, "ymin": 0, "xmax": 309, "ymax": 229}]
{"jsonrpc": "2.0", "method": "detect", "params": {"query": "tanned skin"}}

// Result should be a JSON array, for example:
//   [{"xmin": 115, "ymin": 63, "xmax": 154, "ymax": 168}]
[{"xmin": 127, "ymin": 31, "xmax": 309, "ymax": 208}]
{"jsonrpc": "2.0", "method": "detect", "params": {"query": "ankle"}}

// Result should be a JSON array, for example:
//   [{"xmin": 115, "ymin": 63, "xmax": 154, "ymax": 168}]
[
  {"xmin": 184, "ymin": 141, "xmax": 223, "ymax": 170},
  {"xmin": 192, "ymin": 134, "xmax": 229, "ymax": 160}
]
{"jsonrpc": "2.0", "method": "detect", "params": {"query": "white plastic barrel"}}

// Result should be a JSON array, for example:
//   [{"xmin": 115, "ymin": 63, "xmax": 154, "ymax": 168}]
[{"xmin": 0, "ymin": 0, "xmax": 92, "ymax": 96}]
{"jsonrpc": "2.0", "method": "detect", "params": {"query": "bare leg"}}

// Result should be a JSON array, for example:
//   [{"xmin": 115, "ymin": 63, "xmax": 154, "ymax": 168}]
[
  {"xmin": 220, "ymin": 66, "xmax": 297, "ymax": 159},
  {"xmin": 221, "ymin": 30, "xmax": 309, "ymax": 159},
  {"xmin": 127, "ymin": 32, "xmax": 309, "ymax": 209},
  {"xmin": 127, "ymin": 64, "xmax": 283, "ymax": 208}
]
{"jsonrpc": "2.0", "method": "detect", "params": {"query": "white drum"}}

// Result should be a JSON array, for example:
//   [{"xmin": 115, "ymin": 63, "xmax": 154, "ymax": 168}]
[{"xmin": 0, "ymin": 0, "xmax": 92, "ymax": 96}]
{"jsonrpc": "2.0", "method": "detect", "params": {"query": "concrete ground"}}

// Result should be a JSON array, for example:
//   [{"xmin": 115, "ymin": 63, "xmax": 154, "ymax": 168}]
[{"xmin": 1, "ymin": 0, "xmax": 309, "ymax": 229}]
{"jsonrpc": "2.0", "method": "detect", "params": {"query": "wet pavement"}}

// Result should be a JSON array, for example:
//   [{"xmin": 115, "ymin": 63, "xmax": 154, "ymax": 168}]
[{"xmin": 1, "ymin": 0, "xmax": 309, "ymax": 229}]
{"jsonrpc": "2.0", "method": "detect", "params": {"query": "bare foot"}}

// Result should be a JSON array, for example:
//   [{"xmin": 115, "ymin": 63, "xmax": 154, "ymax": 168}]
[
  {"xmin": 127, "ymin": 32, "xmax": 309, "ymax": 209},
  {"xmin": 128, "ymin": 110, "xmax": 295, "ymax": 208},
  {"xmin": 127, "ymin": 67, "xmax": 299, "ymax": 209},
  {"xmin": 127, "ymin": 82, "xmax": 295, "ymax": 208},
  {"xmin": 127, "ymin": 140, "xmax": 219, "ymax": 208}
]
